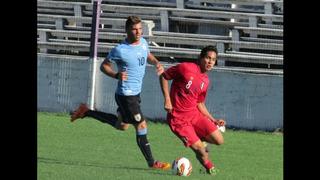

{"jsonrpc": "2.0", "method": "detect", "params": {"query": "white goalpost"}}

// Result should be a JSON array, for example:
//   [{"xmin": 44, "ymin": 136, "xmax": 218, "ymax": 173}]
[{"xmin": 88, "ymin": 0, "xmax": 102, "ymax": 109}]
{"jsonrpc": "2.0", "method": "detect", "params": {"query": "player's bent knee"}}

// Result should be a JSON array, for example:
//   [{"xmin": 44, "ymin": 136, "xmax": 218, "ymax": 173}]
[
  {"xmin": 136, "ymin": 120, "xmax": 147, "ymax": 129},
  {"xmin": 120, "ymin": 125, "xmax": 129, "ymax": 131},
  {"xmin": 207, "ymin": 130, "xmax": 224, "ymax": 145},
  {"xmin": 116, "ymin": 123, "xmax": 129, "ymax": 131},
  {"xmin": 215, "ymin": 138, "xmax": 224, "ymax": 145}
]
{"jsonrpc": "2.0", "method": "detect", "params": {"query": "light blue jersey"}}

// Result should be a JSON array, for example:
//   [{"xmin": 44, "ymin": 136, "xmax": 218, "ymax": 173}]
[{"xmin": 107, "ymin": 37, "xmax": 150, "ymax": 96}]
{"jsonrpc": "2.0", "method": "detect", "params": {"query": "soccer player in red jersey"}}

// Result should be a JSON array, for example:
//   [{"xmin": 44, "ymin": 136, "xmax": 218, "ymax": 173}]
[{"xmin": 159, "ymin": 46, "xmax": 226, "ymax": 175}]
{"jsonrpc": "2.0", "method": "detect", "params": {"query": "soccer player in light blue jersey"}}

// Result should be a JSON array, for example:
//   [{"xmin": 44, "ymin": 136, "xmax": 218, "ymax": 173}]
[{"xmin": 70, "ymin": 16, "xmax": 170, "ymax": 170}]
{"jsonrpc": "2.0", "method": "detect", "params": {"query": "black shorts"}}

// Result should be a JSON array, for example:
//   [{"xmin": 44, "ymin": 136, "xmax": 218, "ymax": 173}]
[{"xmin": 115, "ymin": 93, "xmax": 144, "ymax": 124}]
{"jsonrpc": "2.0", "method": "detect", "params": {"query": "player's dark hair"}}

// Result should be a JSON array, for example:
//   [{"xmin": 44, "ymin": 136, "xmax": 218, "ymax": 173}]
[
  {"xmin": 200, "ymin": 46, "xmax": 218, "ymax": 59},
  {"xmin": 125, "ymin": 16, "xmax": 142, "ymax": 31}
]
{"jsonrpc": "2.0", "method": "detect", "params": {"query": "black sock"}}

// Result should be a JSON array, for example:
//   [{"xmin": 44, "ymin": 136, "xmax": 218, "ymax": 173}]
[
  {"xmin": 136, "ymin": 134, "xmax": 154, "ymax": 167},
  {"xmin": 85, "ymin": 110, "xmax": 118, "ymax": 127}
]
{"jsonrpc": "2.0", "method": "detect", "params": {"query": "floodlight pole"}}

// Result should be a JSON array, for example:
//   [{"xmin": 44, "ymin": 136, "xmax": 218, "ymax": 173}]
[{"xmin": 88, "ymin": 0, "xmax": 102, "ymax": 110}]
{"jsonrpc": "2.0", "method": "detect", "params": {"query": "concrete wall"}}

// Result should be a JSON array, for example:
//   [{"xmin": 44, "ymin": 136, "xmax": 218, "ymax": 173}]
[
  {"xmin": 37, "ymin": 55, "xmax": 90, "ymax": 112},
  {"xmin": 37, "ymin": 54, "xmax": 283, "ymax": 131},
  {"xmin": 207, "ymin": 69, "xmax": 283, "ymax": 131}
]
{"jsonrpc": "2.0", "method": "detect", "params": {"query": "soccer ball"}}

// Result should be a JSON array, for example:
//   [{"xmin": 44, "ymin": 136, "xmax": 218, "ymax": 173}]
[{"xmin": 172, "ymin": 157, "xmax": 192, "ymax": 176}]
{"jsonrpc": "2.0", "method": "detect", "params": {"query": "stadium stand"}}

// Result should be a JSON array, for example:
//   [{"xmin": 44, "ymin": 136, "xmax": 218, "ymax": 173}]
[
  {"xmin": 185, "ymin": 0, "xmax": 283, "ymax": 15},
  {"xmin": 37, "ymin": 0, "xmax": 283, "ymax": 69}
]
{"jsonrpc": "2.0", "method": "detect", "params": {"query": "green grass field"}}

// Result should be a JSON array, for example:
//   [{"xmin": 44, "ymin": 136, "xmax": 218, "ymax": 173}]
[{"xmin": 38, "ymin": 112, "xmax": 283, "ymax": 180}]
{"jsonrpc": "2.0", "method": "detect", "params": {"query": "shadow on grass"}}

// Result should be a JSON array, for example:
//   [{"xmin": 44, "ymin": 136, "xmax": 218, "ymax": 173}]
[{"xmin": 38, "ymin": 157, "xmax": 172, "ymax": 175}]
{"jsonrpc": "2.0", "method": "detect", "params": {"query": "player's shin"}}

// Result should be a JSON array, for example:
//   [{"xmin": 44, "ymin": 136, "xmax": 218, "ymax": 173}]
[
  {"xmin": 136, "ymin": 128, "xmax": 155, "ymax": 167},
  {"xmin": 195, "ymin": 149, "xmax": 214, "ymax": 170}
]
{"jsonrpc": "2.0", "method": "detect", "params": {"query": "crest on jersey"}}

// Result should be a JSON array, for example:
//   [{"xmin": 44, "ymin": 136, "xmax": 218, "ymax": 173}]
[{"xmin": 142, "ymin": 44, "xmax": 147, "ymax": 50}]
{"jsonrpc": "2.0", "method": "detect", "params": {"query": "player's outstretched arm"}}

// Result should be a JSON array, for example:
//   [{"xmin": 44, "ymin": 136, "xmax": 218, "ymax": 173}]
[
  {"xmin": 159, "ymin": 74, "xmax": 172, "ymax": 113},
  {"xmin": 197, "ymin": 102, "xmax": 215, "ymax": 120},
  {"xmin": 197, "ymin": 103, "xmax": 226, "ymax": 126}
]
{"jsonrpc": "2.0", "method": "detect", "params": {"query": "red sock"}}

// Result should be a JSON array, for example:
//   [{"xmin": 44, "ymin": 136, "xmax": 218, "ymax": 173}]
[{"xmin": 204, "ymin": 160, "xmax": 214, "ymax": 170}]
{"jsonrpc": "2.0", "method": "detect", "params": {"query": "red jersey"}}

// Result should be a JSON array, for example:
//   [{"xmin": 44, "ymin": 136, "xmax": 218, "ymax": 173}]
[{"xmin": 162, "ymin": 62, "xmax": 210, "ymax": 119}]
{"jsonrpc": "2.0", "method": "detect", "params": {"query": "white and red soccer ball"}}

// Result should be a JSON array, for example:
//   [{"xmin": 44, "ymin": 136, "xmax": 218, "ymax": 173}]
[{"xmin": 172, "ymin": 157, "xmax": 192, "ymax": 176}]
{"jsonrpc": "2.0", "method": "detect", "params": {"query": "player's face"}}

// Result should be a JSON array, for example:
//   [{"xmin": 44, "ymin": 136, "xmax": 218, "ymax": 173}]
[
  {"xmin": 200, "ymin": 51, "xmax": 217, "ymax": 72},
  {"xmin": 127, "ymin": 22, "xmax": 143, "ymax": 43}
]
